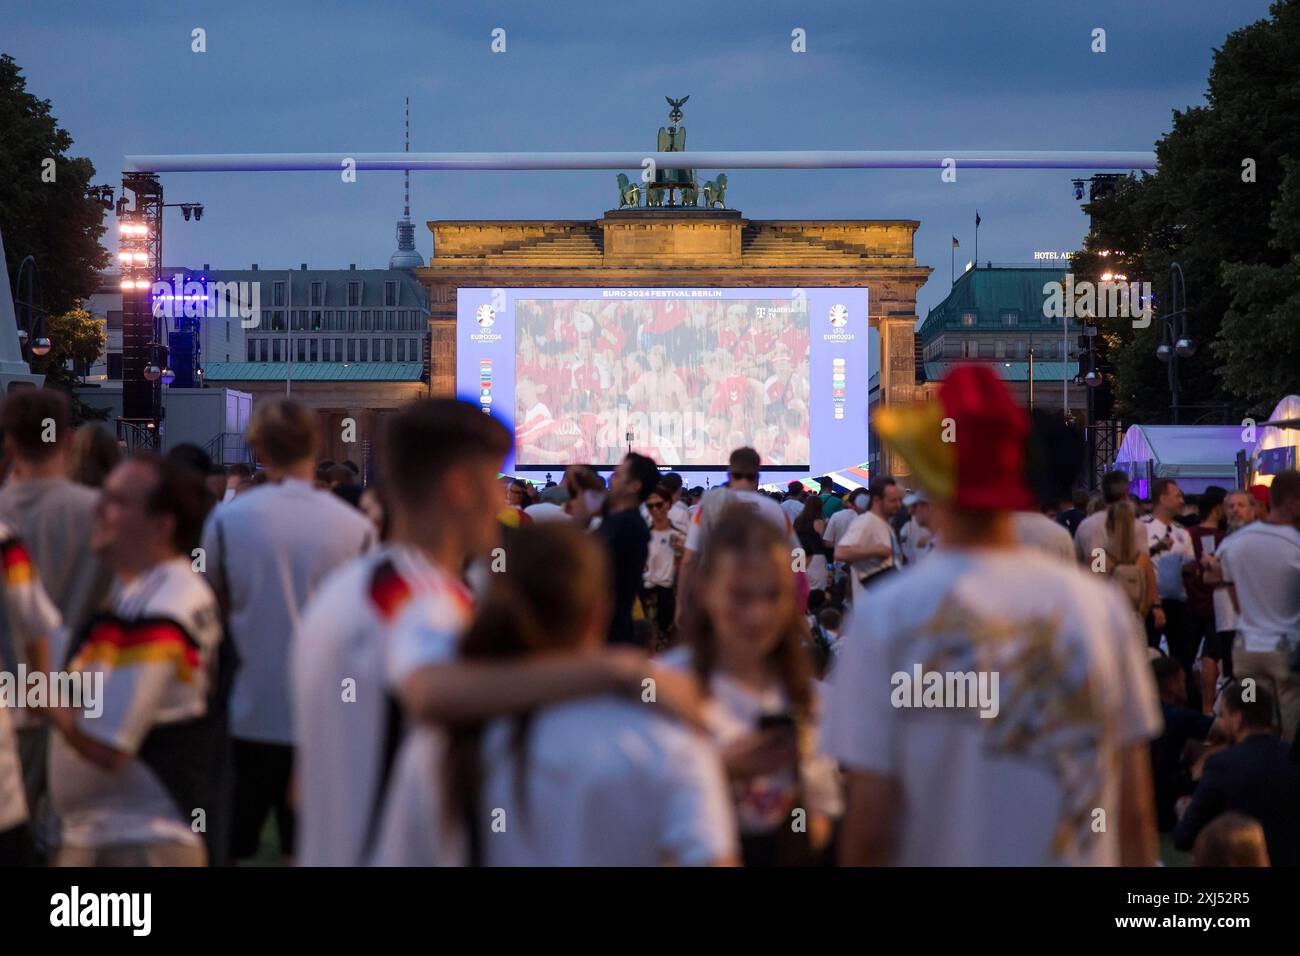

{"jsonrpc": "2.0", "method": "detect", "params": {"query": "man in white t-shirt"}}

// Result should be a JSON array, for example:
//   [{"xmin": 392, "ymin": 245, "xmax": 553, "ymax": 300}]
[
  {"xmin": 1142, "ymin": 479, "xmax": 1197, "ymax": 670},
  {"xmin": 828, "ymin": 365, "xmax": 1160, "ymax": 866},
  {"xmin": 1013, "ymin": 509, "xmax": 1075, "ymax": 564},
  {"xmin": 824, "ymin": 488, "xmax": 868, "ymax": 554},
  {"xmin": 834, "ymin": 476, "xmax": 903, "ymax": 606},
  {"xmin": 48, "ymin": 456, "xmax": 225, "ymax": 866},
  {"xmin": 202, "ymin": 399, "xmax": 374, "ymax": 861},
  {"xmin": 293, "ymin": 400, "xmax": 708, "ymax": 865},
  {"xmin": 1218, "ymin": 470, "xmax": 1300, "ymax": 742},
  {"xmin": 899, "ymin": 490, "xmax": 936, "ymax": 565},
  {"xmin": 675, "ymin": 447, "xmax": 799, "ymax": 625}
]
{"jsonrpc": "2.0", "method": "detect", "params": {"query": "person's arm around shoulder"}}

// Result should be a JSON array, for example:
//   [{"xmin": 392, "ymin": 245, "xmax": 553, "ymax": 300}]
[{"xmin": 397, "ymin": 647, "xmax": 708, "ymax": 731}]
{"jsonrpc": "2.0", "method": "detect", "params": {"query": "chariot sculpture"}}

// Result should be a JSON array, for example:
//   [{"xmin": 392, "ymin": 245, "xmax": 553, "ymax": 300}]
[{"xmin": 615, "ymin": 96, "xmax": 729, "ymax": 210}]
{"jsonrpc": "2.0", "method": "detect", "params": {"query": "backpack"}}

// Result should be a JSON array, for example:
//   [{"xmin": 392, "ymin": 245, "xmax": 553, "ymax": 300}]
[{"xmin": 1104, "ymin": 548, "xmax": 1148, "ymax": 613}]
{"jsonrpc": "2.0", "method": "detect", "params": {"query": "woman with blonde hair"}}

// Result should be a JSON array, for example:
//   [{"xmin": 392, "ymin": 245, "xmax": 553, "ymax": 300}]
[
  {"xmin": 666, "ymin": 509, "xmax": 841, "ymax": 866},
  {"xmin": 1103, "ymin": 498, "xmax": 1159, "ymax": 623}
]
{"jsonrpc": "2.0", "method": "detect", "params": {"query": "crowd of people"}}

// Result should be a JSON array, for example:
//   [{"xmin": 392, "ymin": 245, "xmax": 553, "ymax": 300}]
[
  {"xmin": 0, "ymin": 362, "xmax": 1297, "ymax": 867},
  {"xmin": 514, "ymin": 298, "xmax": 810, "ymax": 467}
]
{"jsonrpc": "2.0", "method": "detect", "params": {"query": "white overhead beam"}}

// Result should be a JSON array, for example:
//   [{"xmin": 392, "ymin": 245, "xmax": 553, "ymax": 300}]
[{"xmin": 124, "ymin": 149, "xmax": 1156, "ymax": 173}]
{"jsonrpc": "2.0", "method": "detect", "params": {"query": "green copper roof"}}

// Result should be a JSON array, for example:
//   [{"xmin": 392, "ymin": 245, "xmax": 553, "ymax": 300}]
[
  {"xmin": 918, "ymin": 266, "xmax": 1078, "ymax": 341},
  {"xmin": 202, "ymin": 362, "xmax": 424, "ymax": 382}
]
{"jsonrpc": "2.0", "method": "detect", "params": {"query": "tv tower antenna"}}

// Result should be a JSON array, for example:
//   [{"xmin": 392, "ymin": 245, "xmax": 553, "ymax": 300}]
[{"xmin": 388, "ymin": 96, "xmax": 424, "ymax": 269}]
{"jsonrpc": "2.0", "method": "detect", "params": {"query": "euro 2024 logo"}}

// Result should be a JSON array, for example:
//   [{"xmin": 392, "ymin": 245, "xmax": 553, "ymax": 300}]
[{"xmin": 828, "ymin": 303, "xmax": 849, "ymax": 328}]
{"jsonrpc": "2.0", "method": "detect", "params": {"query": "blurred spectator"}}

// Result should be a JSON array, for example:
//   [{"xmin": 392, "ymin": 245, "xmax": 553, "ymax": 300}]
[
  {"xmin": 1174, "ymin": 681, "xmax": 1300, "ymax": 865},
  {"xmin": 1192, "ymin": 812, "xmax": 1271, "ymax": 867},
  {"xmin": 67, "ymin": 424, "xmax": 121, "ymax": 488}
]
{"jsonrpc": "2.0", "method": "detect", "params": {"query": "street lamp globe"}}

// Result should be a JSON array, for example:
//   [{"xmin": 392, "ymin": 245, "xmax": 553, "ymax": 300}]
[
  {"xmin": 160, "ymin": 367, "xmax": 176, "ymax": 386},
  {"xmin": 30, "ymin": 337, "xmax": 52, "ymax": 357},
  {"xmin": 1084, "ymin": 369, "xmax": 1103, "ymax": 388},
  {"xmin": 144, "ymin": 364, "xmax": 162, "ymax": 382},
  {"xmin": 1156, "ymin": 342, "xmax": 1173, "ymax": 362},
  {"xmin": 1174, "ymin": 337, "xmax": 1196, "ymax": 358}
]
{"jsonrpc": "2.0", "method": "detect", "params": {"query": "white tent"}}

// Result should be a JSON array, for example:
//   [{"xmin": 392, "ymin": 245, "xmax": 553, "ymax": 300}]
[
  {"xmin": 1112, "ymin": 424, "xmax": 1251, "ymax": 497},
  {"xmin": 1255, "ymin": 394, "xmax": 1300, "ymax": 483}
]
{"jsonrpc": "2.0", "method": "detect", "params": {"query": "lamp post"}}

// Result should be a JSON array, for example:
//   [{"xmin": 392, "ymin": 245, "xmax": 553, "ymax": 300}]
[
  {"xmin": 14, "ymin": 256, "xmax": 53, "ymax": 362},
  {"xmin": 1155, "ymin": 261, "xmax": 1194, "ymax": 425}
]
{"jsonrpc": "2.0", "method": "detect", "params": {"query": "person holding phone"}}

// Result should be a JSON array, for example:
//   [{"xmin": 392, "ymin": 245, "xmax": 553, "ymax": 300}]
[{"xmin": 664, "ymin": 511, "xmax": 841, "ymax": 866}]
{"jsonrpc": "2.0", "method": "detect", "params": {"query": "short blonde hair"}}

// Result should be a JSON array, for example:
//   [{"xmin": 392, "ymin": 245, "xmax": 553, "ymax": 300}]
[{"xmin": 247, "ymin": 399, "xmax": 317, "ymax": 468}]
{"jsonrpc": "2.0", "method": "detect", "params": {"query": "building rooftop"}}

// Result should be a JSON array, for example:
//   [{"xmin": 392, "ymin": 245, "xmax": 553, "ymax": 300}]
[{"xmin": 917, "ymin": 264, "xmax": 1075, "ymax": 343}]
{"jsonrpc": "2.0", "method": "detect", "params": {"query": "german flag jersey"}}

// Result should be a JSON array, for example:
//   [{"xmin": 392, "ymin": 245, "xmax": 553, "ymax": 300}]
[
  {"xmin": 50, "ymin": 556, "xmax": 223, "ymax": 849},
  {"xmin": 291, "ymin": 544, "xmax": 473, "ymax": 867},
  {"xmin": 0, "ymin": 521, "xmax": 61, "ymax": 832}
]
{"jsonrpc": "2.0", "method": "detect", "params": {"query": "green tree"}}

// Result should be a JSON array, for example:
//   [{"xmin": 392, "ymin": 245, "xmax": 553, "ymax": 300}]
[
  {"xmin": 1077, "ymin": 0, "xmax": 1300, "ymax": 422},
  {"xmin": 1217, "ymin": 157, "xmax": 1300, "ymax": 415},
  {"xmin": 31, "ymin": 308, "xmax": 109, "ymax": 423},
  {"xmin": 0, "ymin": 53, "xmax": 109, "ymax": 315}
]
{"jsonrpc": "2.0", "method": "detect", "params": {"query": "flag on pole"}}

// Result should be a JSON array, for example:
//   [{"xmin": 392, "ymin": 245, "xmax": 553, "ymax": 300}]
[
  {"xmin": 975, "ymin": 211, "xmax": 982, "ymax": 228},
  {"xmin": 951, "ymin": 236, "xmax": 960, "ymax": 248}
]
